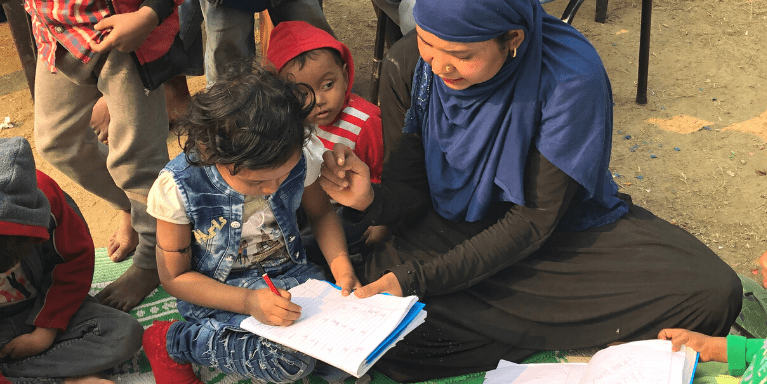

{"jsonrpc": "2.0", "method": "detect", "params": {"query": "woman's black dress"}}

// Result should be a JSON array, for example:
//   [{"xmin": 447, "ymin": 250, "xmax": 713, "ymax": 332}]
[{"xmin": 344, "ymin": 133, "xmax": 741, "ymax": 382}]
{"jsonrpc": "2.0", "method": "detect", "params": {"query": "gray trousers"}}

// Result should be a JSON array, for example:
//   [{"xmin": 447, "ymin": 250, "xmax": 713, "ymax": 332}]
[
  {"xmin": 0, "ymin": 297, "xmax": 144, "ymax": 383},
  {"xmin": 199, "ymin": 0, "xmax": 331, "ymax": 84},
  {"xmin": 33, "ymin": 48, "xmax": 170, "ymax": 269}
]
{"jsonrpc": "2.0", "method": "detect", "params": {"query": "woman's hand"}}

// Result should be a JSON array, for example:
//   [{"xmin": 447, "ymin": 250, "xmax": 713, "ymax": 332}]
[
  {"xmin": 0, "ymin": 327, "xmax": 57, "ymax": 360},
  {"xmin": 658, "ymin": 328, "xmax": 727, "ymax": 362},
  {"xmin": 354, "ymin": 272, "xmax": 403, "ymax": 298},
  {"xmin": 320, "ymin": 144, "xmax": 374, "ymax": 211},
  {"xmin": 247, "ymin": 288, "xmax": 302, "ymax": 326}
]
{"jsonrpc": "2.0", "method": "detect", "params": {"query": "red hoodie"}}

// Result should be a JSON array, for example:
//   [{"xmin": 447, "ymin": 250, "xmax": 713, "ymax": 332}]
[
  {"xmin": 267, "ymin": 21, "xmax": 384, "ymax": 183},
  {"xmin": 30, "ymin": 171, "xmax": 94, "ymax": 330}
]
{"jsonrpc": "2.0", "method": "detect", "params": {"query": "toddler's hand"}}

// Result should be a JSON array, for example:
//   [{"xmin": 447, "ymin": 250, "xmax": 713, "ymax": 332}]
[
  {"xmin": 334, "ymin": 272, "xmax": 362, "ymax": 297},
  {"xmin": 89, "ymin": 7, "xmax": 159, "ymax": 53},
  {"xmin": 0, "ymin": 327, "xmax": 57, "ymax": 360},
  {"xmin": 249, "ymin": 288, "xmax": 302, "ymax": 326},
  {"xmin": 658, "ymin": 328, "xmax": 727, "ymax": 362}
]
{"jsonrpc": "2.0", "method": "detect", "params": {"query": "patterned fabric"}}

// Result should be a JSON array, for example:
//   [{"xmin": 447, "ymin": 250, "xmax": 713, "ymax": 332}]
[
  {"xmin": 0, "ymin": 264, "xmax": 37, "ymax": 307},
  {"xmin": 741, "ymin": 340, "xmax": 767, "ymax": 384},
  {"xmin": 24, "ymin": 0, "xmax": 111, "ymax": 72},
  {"xmin": 316, "ymin": 94, "xmax": 383, "ymax": 183},
  {"xmin": 737, "ymin": 275, "xmax": 767, "ymax": 339}
]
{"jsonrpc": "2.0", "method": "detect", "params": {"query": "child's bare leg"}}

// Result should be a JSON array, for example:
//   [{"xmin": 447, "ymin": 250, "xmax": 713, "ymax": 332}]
[
  {"xmin": 95, "ymin": 264, "xmax": 160, "ymax": 312},
  {"xmin": 90, "ymin": 75, "xmax": 189, "ymax": 142},
  {"xmin": 64, "ymin": 374, "xmax": 114, "ymax": 384},
  {"xmin": 90, "ymin": 96, "xmax": 110, "ymax": 145},
  {"xmin": 107, "ymin": 209, "xmax": 139, "ymax": 262}
]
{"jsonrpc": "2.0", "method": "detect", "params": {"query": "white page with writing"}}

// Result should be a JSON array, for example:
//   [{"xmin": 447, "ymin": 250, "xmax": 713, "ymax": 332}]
[
  {"xmin": 577, "ymin": 339, "xmax": 689, "ymax": 384},
  {"xmin": 240, "ymin": 279, "xmax": 419, "ymax": 377},
  {"xmin": 483, "ymin": 362, "xmax": 588, "ymax": 384}
]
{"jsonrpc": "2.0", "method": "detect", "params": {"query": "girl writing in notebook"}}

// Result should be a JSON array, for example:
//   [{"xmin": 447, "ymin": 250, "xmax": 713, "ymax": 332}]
[{"xmin": 141, "ymin": 60, "xmax": 361, "ymax": 384}]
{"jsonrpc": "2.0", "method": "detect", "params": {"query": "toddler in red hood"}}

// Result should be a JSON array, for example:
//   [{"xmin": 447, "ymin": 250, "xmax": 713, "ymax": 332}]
[
  {"xmin": 268, "ymin": 20, "xmax": 384, "ymax": 184},
  {"xmin": 268, "ymin": 21, "xmax": 389, "ymax": 247}
]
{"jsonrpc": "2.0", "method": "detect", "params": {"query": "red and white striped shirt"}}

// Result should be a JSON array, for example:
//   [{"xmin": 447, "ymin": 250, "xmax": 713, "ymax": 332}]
[
  {"xmin": 24, "ymin": 0, "xmax": 111, "ymax": 72},
  {"xmin": 316, "ymin": 93, "xmax": 384, "ymax": 183}
]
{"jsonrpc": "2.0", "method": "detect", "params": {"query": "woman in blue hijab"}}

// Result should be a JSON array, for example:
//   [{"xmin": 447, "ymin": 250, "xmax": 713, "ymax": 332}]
[{"xmin": 321, "ymin": 0, "xmax": 741, "ymax": 381}]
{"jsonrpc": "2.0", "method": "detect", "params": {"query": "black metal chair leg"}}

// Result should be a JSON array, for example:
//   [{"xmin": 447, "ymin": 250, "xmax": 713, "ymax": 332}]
[
  {"xmin": 595, "ymin": 0, "xmax": 608, "ymax": 23},
  {"xmin": 635, "ymin": 0, "xmax": 652, "ymax": 104},
  {"xmin": 561, "ymin": 0, "xmax": 586, "ymax": 24},
  {"xmin": 370, "ymin": 3, "xmax": 387, "ymax": 105}
]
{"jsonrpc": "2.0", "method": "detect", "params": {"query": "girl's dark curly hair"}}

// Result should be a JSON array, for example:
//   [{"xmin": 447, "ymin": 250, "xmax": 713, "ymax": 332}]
[{"xmin": 177, "ymin": 59, "xmax": 316, "ymax": 175}]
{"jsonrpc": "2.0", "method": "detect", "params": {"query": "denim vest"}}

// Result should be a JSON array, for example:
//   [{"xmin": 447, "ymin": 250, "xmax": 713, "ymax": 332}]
[{"xmin": 162, "ymin": 153, "xmax": 308, "ymax": 319}]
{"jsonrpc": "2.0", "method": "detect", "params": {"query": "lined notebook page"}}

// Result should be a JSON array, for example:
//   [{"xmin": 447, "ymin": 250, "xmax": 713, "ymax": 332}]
[
  {"xmin": 240, "ymin": 279, "xmax": 419, "ymax": 376},
  {"xmin": 579, "ymin": 340, "xmax": 694, "ymax": 384}
]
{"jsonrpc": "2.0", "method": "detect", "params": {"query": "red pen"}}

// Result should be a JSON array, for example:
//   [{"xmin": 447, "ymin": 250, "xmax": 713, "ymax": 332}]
[{"xmin": 256, "ymin": 261, "xmax": 281, "ymax": 296}]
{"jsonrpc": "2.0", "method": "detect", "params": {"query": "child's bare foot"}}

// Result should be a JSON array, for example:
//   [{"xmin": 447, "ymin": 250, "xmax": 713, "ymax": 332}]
[
  {"xmin": 64, "ymin": 374, "xmax": 114, "ymax": 384},
  {"xmin": 90, "ymin": 97, "xmax": 110, "ymax": 145},
  {"xmin": 95, "ymin": 264, "xmax": 160, "ymax": 312},
  {"xmin": 108, "ymin": 210, "xmax": 138, "ymax": 262}
]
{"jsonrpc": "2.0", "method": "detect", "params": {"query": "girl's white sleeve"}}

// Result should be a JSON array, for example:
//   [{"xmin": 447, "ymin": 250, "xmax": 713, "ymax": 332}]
[
  {"xmin": 147, "ymin": 171, "xmax": 192, "ymax": 224},
  {"xmin": 303, "ymin": 132, "xmax": 326, "ymax": 187}
]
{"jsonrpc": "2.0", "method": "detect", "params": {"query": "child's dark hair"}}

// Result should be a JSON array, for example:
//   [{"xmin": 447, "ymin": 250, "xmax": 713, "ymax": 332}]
[
  {"xmin": 178, "ymin": 59, "xmax": 315, "ymax": 174},
  {"xmin": 284, "ymin": 48, "xmax": 345, "ymax": 72}
]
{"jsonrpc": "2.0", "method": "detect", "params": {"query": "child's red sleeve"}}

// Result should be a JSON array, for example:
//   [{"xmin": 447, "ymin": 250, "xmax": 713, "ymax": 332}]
[
  {"xmin": 32, "ymin": 170, "xmax": 95, "ymax": 331},
  {"xmin": 351, "ymin": 99, "xmax": 384, "ymax": 184}
]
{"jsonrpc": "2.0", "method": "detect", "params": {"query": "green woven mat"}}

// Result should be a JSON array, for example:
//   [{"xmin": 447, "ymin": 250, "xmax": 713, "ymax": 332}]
[
  {"xmin": 91, "ymin": 248, "xmax": 746, "ymax": 383},
  {"xmin": 737, "ymin": 274, "xmax": 767, "ymax": 339}
]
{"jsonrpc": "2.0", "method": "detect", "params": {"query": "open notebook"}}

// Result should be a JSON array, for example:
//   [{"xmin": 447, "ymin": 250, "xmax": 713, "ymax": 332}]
[
  {"xmin": 240, "ymin": 279, "xmax": 427, "ymax": 377},
  {"xmin": 484, "ymin": 340, "xmax": 699, "ymax": 384}
]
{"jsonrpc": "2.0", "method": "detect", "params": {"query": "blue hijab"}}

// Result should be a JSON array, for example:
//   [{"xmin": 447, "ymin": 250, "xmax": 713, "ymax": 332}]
[{"xmin": 409, "ymin": 0, "xmax": 627, "ymax": 229}]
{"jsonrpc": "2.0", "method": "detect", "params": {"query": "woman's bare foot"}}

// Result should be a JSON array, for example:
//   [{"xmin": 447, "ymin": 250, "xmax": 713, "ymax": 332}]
[
  {"xmin": 64, "ymin": 374, "xmax": 114, "ymax": 384},
  {"xmin": 90, "ymin": 97, "xmax": 110, "ymax": 145},
  {"xmin": 95, "ymin": 263, "xmax": 160, "ymax": 312},
  {"xmin": 108, "ymin": 210, "xmax": 138, "ymax": 262}
]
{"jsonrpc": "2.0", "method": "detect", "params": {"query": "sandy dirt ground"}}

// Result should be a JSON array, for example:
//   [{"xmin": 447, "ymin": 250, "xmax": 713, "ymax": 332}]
[{"xmin": 1, "ymin": 0, "xmax": 767, "ymax": 280}]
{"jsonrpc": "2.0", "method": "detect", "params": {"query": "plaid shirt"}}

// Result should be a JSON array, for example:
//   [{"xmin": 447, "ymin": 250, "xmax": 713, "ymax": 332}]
[{"xmin": 24, "ymin": 0, "xmax": 111, "ymax": 72}]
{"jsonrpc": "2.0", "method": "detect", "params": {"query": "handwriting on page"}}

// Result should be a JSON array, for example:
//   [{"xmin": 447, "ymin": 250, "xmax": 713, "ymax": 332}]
[
  {"xmin": 579, "ymin": 340, "xmax": 681, "ymax": 384},
  {"xmin": 483, "ymin": 363, "xmax": 588, "ymax": 384},
  {"xmin": 241, "ymin": 279, "xmax": 417, "ymax": 373}
]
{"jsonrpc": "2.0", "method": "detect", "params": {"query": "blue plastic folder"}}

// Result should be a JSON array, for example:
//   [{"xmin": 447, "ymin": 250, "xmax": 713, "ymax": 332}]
[
  {"xmin": 240, "ymin": 279, "xmax": 427, "ymax": 377},
  {"xmin": 325, "ymin": 281, "xmax": 427, "ymax": 364}
]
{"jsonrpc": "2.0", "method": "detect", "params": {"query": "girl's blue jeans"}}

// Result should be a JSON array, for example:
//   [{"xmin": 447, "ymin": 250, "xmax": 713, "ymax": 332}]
[{"xmin": 166, "ymin": 259, "xmax": 348, "ymax": 383}]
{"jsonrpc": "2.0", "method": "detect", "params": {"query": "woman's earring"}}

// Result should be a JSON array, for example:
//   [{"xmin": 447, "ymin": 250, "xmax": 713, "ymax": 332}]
[
  {"xmin": 445, "ymin": 64, "xmax": 453, "ymax": 72},
  {"xmin": 512, "ymin": 48, "xmax": 517, "ymax": 58}
]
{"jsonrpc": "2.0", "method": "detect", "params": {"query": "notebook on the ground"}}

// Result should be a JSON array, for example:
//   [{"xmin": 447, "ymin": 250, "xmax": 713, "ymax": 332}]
[
  {"xmin": 240, "ymin": 278, "xmax": 427, "ymax": 377},
  {"xmin": 483, "ymin": 339, "xmax": 698, "ymax": 384}
]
